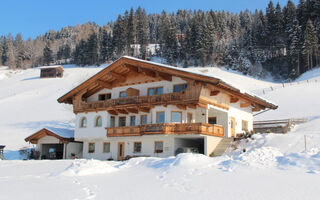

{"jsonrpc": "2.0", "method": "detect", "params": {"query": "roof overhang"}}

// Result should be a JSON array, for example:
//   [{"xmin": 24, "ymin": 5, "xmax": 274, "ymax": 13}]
[
  {"xmin": 25, "ymin": 128, "xmax": 72, "ymax": 144},
  {"xmin": 57, "ymin": 56, "xmax": 278, "ymax": 110}
]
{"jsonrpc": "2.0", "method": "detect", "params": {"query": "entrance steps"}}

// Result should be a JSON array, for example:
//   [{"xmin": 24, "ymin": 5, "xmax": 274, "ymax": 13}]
[{"xmin": 211, "ymin": 137, "xmax": 234, "ymax": 157}]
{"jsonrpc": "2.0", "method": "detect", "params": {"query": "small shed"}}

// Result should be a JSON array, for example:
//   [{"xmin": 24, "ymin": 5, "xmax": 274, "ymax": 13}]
[
  {"xmin": 25, "ymin": 128, "xmax": 82, "ymax": 159},
  {"xmin": 40, "ymin": 65, "xmax": 64, "ymax": 78}
]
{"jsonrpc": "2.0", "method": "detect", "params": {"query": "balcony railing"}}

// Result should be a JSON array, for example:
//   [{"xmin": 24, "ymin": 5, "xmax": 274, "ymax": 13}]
[
  {"xmin": 75, "ymin": 92, "xmax": 199, "ymax": 113},
  {"xmin": 106, "ymin": 123, "xmax": 224, "ymax": 138}
]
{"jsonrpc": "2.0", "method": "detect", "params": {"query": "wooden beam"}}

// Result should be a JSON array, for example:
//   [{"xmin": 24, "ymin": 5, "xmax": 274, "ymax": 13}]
[
  {"xmin": 197, "ymin": 103, "xmax": 207, "ymax": 108},
  {"xmin": 109, "ymin": 72, "xmax": 126, "ymax": 82},
  {"xmin": 252, "ymin": 107, "xmax": 261, "ymax": 112},
  {"xmin": 187, "ymin": 104, "xmax": 197, "ymax": 109},
  {"xmin": 125, "ymin": 65, "xmax": 139, "ymax": 73},
  {"xmin": 176, "ymin": 104, "xmax": 187, "ymax": 110},
  {"xmin": 97, "ymin": 79, "xmax": 112, "ymax": 89},
  {"xmin": 141, "ymin": 68, "xmax": 156, "ymax": 77},
  {"xmin": 117, "ymin": 109, "xmax": 129, "ymax": 114},
  {"xmin": 240, "ymin": 102, "xmax": 251, "ymax": 108},
  {"xmin": 210, "ymin": 90, "xmax": 220, "ymax": 96},
  {"xmin": 107, "ymin": 109, "xmax": 118, "ymax": 115},
  {"xmin": 158, "ymin": 72, "xmax": 172, "ymax": 81},
  {"xmin": 127, "ymin": 107, "xmax": 139, "ymax": 114},
  {"xmin": 230, "ymin": 96, "xmax": 239, "ymax": 103},
  {"xmin": 139, "ymin": 107, "xmax": 150, "ymax": 113}
]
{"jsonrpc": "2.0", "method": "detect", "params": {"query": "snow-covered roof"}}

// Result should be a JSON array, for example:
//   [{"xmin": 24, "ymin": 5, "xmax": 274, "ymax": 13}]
[
  {"xmin": 25, "ymin": 128, "xmax": 74, "ymax": 144},
  {"xmin": 39, "ymin": 65, "xmax": 63, "ymax": 70},
  {"xmin": 45, "ymin": 127, "xmax": 74, "ymax": 138}
]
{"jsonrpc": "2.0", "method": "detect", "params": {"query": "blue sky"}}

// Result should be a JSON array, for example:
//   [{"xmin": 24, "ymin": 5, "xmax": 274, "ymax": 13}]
[{"xmin": 0, "ymin": 0, "xmax": 298, "ymax": 39}]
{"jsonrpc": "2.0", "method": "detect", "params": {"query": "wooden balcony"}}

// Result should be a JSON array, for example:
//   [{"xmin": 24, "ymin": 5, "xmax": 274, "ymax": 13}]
[
  {"xmin": 106, "ymin": 123, "xmax": 224, "ymax": 138},
  {"xmin": 74, "ymin": 92, "xmax": 200, "ymax": 113}
]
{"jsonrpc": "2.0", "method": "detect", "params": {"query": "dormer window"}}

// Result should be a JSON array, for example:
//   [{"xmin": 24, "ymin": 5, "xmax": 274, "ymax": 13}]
[
  {"xmin": 80, "ymin": 117, "xmax": 87, "ymax": 128},
  {"xmin": 173, "ymin": 84, "xmax": 187, "ymax": 93},
  {"xmin": 98, "ymin": 93, "xmax": 111, "ymax": 101}
]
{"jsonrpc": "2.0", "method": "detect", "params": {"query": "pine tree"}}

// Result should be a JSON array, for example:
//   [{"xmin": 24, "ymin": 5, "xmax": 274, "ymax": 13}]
[
  {"xmin": 288, "ymin": 18, "xmax": 302, "ymax": 77},
  {"xmin": 135, "ymin": 7, "xmax": 149, "ymax": 59},
  {"xmin": 303, "ymin": 19, "xmax": 318, "ymax": 69},
  {"xmin": 100, "ymin": 29, "xmax": 113, "ymax": 62},
  {"xmin": 86, "ymin": 32, "xmax": 98, "ymax": 65},
  {"xmin": 43, "ymin": 42, "xmax": 53, "ymax": 65},
  {"xmin": 125, "ymin": 8, "xmax": 136, "ymax": 56},
  {"xmin": 5, "ymin": 34, "xmax": 16, "ymax": 69},
  {"xmin": 113, "ymin": 14, "xmax": 126, "ymax": 57}
]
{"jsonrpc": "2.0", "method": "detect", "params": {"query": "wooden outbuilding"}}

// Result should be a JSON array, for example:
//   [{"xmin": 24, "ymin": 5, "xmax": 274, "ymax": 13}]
[{"xmin": 40, "ymin": 65, "xmax": 64, "ymax": 78}]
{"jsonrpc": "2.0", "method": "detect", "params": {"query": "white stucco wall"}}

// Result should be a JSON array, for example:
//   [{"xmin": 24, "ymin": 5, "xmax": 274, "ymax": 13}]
[
  {"xmin": 82, "ymin": 135, "xmax": 175, "ymax": 160},
  {"xmin": 204, "ymin": 136, "xmax": 223, "ymax": 156},
  {"xmin": 65, "ymin": 142, "xmax": 83, "ymax": 159},
  {"xmin": 227, "ymin": 101, "xmax": 253, "ymax": 137}
]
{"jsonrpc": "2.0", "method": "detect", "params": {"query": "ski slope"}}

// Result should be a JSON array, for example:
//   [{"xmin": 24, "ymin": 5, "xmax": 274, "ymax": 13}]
[{"xmin": 0, "ymin": 65, "xmax": 320, "ymax": 200}]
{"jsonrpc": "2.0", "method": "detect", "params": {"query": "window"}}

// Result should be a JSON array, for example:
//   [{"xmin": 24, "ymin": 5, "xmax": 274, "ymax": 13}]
[
  {"xmin": 110, "ymin": 116, "xmax": 115, "ymax": 127},
  {"xmin": 154, "ymin": 141, "xmax": 163, "ymax": 153},
  {"xmin": 141, "ymin": 115, "xmax": 147, "ymax": 125},
  {"xmin": 171, "ymin": 111, "xmax": 182, "ymax": 123},
  {"xmin": 134, "ymin": 142, "xmax": 142, "ymax": 153},
  {"xmin": 242, "ymin": 120, "xmax": 248, "ymax": 131},
  {"xmin": 119, "ymin": 91, "xmax": 126, "ymax": 98},
  {"xmin": 103, "ymin": 142, "xmax": 110, "ymax": 153},
  {"xmin": 208, "ymin": 117, "xmax": 217, "ymax": 125},
  {"xmin": 156, "ymin": 112, "xmax": 165, "ymax": 123},
  {"xmin": 80, "ymin": 117, "xmax": 87, "ymax": 128},
  {"xmin": 187, "ymin": 113, "xmax": 193, "ymax": 123},
  {"xmin": 88, "ymin": 143, "xmax": 95, "ymax": 153},
  {"xmin": 148, "ymin": 87, "xmax": 163, "ymax": 96},
  {"xmin": 98, "ymin": 93, "xmax": 111, "ymax": 101},
  {"xmin": 173, "ymin": 84, "xmax": 187, "ymax": 93},
  {"xmin": 95, "ymin": 116, "xmax": 102, "ymax": 127},
  {"xmin": 119, "ymin": 117, "xmax": 126, "ymax": 127},
  {"xmin": 130, "ymin": 116, "xmax": 136, "ymax": 126}
]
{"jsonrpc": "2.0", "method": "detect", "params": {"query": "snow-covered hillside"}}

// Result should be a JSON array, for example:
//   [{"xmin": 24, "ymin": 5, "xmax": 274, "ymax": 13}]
[{"xmin": 0, "ymin": 65, "xmax": 320, "ymax": 200}]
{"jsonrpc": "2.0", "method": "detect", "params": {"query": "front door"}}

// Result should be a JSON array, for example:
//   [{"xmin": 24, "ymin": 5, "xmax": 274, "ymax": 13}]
[
  {"xmin": 230, "ymin": 117, "xmax": 235, "ymax": 137},
  {"xmin": 117, "ymin": 142, "xmax": 125, "ymax": 161}
]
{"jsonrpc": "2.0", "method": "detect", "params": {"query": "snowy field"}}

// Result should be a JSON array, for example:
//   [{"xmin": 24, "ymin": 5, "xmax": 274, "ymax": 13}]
[{"xmin": 0, "ymin": 65, "xmax": 320, "ymax": 199}]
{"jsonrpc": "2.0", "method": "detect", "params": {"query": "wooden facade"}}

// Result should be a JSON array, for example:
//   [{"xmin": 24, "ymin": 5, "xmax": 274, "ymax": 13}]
[
  {"xmin": 58, "ymin": 56, "xmax": 277, "ymax": 112},
  {"xmin": 106, "ymin": 123, "xmax": 224, "ymax": 137},
  {"xmin": 40, "ymin": 66, "xmax": 64, "ymax": 78}
]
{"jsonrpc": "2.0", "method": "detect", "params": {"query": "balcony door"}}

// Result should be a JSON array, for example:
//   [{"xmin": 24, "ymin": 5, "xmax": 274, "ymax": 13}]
[{"xmin": 117, "ymin": 142, "xmax": 125, "ymax": 161}]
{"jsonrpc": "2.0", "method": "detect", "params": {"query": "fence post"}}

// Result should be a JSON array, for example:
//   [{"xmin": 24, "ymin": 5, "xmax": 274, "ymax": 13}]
[
  {"xmin": 304, "ymin": 135, "xmax": 307, "ymax": 152},
  {"xmin": 282, "ymin": 83, "xmax": 284, "ymax": 88}
]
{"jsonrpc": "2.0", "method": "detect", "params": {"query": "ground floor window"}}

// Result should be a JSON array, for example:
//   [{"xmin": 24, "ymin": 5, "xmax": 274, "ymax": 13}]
[
  {"xmin": 133, "ymin": 142, "xmax": 142, "ymax": 153},
  {"xmin": 154, "ymin": 141, "xmax": 163, "ymax": 153},
  {"xmin": 103, "ymin": 142, "xmax": 110, "ymax": 153},
  {"xmin": 88, "ymin": 143, "xmax": 95, "ymax": 153},
  {"xmin": 242, "ymin": 120, "xmax": 248, "ymax": 131}
]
